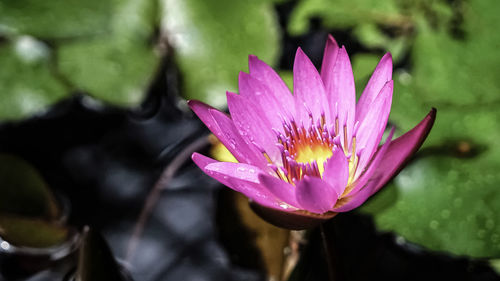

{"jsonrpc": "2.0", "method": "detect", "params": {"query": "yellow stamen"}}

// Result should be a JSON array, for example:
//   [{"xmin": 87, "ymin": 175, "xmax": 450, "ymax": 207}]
[{"xmin": 295, "ymin": 144, "xmax": 333, "ymax": 175}]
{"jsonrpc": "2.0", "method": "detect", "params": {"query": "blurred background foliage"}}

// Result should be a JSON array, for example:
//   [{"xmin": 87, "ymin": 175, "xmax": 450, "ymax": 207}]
[{"xmin": 1, "ymin": 0, "xmax": 500, "ymax": 279}]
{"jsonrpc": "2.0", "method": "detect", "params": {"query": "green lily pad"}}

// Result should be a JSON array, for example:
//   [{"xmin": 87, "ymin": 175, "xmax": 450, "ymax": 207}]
[
  {"xmin": 161, "ymin": 0, "xmax": 281, "ymax": 108},
  {"xmin": 57, "ymin": 39, "xmax": 158, "ymax": 107},
  {"xmin": 361, "ymin": 0, "xmax": 500, "ymax": 258},
  {"xmin": 75, "ymin": 228, "xmax": 127, "ymax": 281},
  {"xmin": 57, "ymin": 0, "xmax": 159, "ymax": 107},
  {"xmin": 0, "ymin": 154, "xmax": 59, "ymax": 219},
  {"xmin": 0, "ymin": 39, "xmax": 68, "ymax": 121},
  {"xmin": 0, "ymin": 215, "xmax": 68, "ymax": 248},
  {"xmin": 288, "ymin": 0, "xmax": 401, "ymax": 34},
  {"xmin": 0, "ymin": 0, "xmax": 113, "ymax": 39},
  {"xmin": 0, "ymin": 0, "xmax": 160, "ymax": 122}
]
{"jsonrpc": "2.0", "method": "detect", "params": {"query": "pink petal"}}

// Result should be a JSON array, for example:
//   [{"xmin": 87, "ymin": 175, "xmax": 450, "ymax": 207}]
[
  {"xmin": 192, "ymin": 153, "xmax": 284, "ymax": 210},
  {"xmin": 355, "ymin": 80, "xmax": 393, "ymax": 177},
  {"xmin": 325, "ymin": 46, "xmax": 356, "ymax": 149},
  {"xmin": 248, "ymin": 55, "xmax": 295, "ymax": 116},
  {"xmin": 369, "ymin": 108, "xmax": 437, "ymax": 195},
  {"xmin": 293, "ymin": 48, "xmax": 330, "ymax": 124},
  {"xmin": 259, "ymin": 174, "xmax": 301, "ymax": 209},
  {"xmin": 332, "ymin": 176, "xmax": 381, "ymax": 212},
  {"xmin": 238, "ymin": 72, "xmax": 291, "ymax": 132},
  {"xmin": 322, "ymin": 148, "xmax": 349, "ymax": 196},
  {"xmin": 356, "ymin": 53, "xmax": 393, "ymax": 123},
  {"xmin": 333, "ymin": 109, "xmax": 436, "ymax": 212},
  {"xmin": 226, "ymin": 92, "xmax": 281, "ymax": 165},
  {"xmin": 320, "ymin": 35, "xmax": 340, "ymax": 87},
  {"xmin": 345, "ymin": 128, "xmax": 394, "ymax": 196},
  {"xmin": 188, "ymin": 100, "xmax": 268, "ymax": 170},
  {"xmin": 295, "ymin": 176, "xmax": 339, "ymax": 214},
  {"xmin": 188, "ymin": 100, "xmax": 223, "ymax": 135}
]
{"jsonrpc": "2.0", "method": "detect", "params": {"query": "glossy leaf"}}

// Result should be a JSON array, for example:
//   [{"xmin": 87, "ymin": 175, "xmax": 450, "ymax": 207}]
[
  {"xmin": 0, "ymin": 0, "xmax": 160, "ymax": 121},
  {"xmin": 0, "ymin": 154, "xmax": 59, "ymax": 219},
  {"xmin": 0, "ymin": 215, "xmax": 68, "ymax": 248},
  {"xmin": 362, "ymin": 0, "xmax": 500, "ymax": 258},
  {"xmin": 57, "ymin": 39, "xmax": 158, "ymax": 107},
  {"xmin": 161, "ymin": 0, "xmax": 281, "ymax": 108},
  {"xmin": 75, "ymin": 228, "xmax": 128, "ymax": 281},
  {"xmin": 0, "ymin": 0, "xmax": 112, "ymax": 39},
  {"xmin": 0, "ymin": 40, "xmax": 68, "ymax": 121},
  {"xmin": 57, "ymin": 0, "xmax": 159, "ymax": 107}
]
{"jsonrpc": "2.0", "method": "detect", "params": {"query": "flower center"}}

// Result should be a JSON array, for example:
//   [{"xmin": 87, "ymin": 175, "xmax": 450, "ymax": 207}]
[
  {"xmin": 264, "ymin": 113, "xmax": 360, "ymax": 188},
  {"xmin": 269, "ymin": 115, "xmax": 340, "ymax": 184},
  {"xmin": 294, "ymin": 143, "xmax": 333, "ymax": 175}
]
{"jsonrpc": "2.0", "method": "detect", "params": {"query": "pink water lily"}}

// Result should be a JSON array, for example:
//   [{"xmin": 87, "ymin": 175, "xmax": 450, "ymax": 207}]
[{"xmin": 190, "ymin": 35, "xmax": 435, "ymax": 229}]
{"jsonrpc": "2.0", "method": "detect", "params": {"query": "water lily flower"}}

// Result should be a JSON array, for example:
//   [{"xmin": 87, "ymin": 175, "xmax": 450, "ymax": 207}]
[{"xmin": 190, "ymin": 35, "xmax": 435, "ymax": 229}]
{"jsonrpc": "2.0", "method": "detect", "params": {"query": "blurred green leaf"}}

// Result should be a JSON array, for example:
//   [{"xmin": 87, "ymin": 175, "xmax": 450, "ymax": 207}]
[
  {"xmin": 0, "ymin": 154, "xmax": 59, "ymax": 219},
  {"xmin": 362, "ymin": 0, "xmax": 500, "ymax": 258},
  {"xmin": 0, "ymin": 0, "xmax": 160, "ymax": 121},
  {"xmin": 491, "ymin": 259, "xmax": 500, "ymax": 275},
  {"xmin": 0, "ymin": 215, "xmax": 68, "ymax": 248},
  {"xmin": 0, "ymin": 0, "xmax": 113, "ymax": 39},
  {"xmin": 289, "ymin": 0, "xmax": 401, "ymax": 34},
  {"xmin": 57, "ymin": 0, "xmax": 160, "ymax": 107},
  {"xmin": 0, "ymin": 39, "xmax": 69, "ymax": 121},
  {"xmin": 76, "ymin": 228, "xmax": 127, "ymax": 281},
  {"xmin": 161, "ymin": 0, "xmax": 281, "ymax": 108},
  {"xmin": 278, "ymin": 70, "xmax": 293, "ymax": 91},
  {"xmin": 352, "ymin": 53, "xmax": 380, "ymax": 95},
  {"xmin": 58, "ymin": 39, "xmax": 158, "ymax": 107}
]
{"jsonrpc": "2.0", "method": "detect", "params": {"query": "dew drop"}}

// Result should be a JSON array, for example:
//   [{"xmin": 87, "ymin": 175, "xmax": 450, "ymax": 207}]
[
  {"xmin": 0, "ymin": 241, "xmax": 10, "ymax": 250},
  {"xmin": 395, "ymin": 236, "xmax": 406, "ymax": 245},
  {"xmin": 279, "ymin": 203, "xmax": 289, "ymax": 209},
  {"xmin": 429, "ymin": 220, "xmax": 439, "ymax": 229},
  {"xmin": 440, "ymin": 209, "xmax": 451, "ymax": 219},
  {"xmin": 237, "ymin": 167, "xmax": 246, "ymax": 172}
]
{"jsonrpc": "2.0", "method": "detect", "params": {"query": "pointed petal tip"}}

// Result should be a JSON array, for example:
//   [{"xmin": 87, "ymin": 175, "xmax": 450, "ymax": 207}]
[
  {"xmin": 364, "ymin": 107, "xmax": 437, "ymax": 197},
  {"xmin": 381, "ymin": 52, "xmax": 393, "ymax": 63},
  {"xmin": 327, "ymin": 34, "xmax": 338, "ymax": 44},
  {"xmin": 187, "ymin": 99, "xmax": 204, "ymax": 110},
  {"xmin": 294, "ymin": 47, "xmax": 307, "ymax": 61},
  {"xmin": 429, "ymin": 107, "xmax": 437, "ymax": 119},
  {"xmin": 417, "ymin": 107, "xmax": 437, "ymax": 141},
  {"xmin": 191, "ymin": 152, "xmax": 218, "ymax": 170},
  {"xmin": 191, "ymin": 151, "xmax": 200, "ymax": 161},
  {"xmin": 187, "ymin": 99, "xmax": 219, "ymax": 115}
]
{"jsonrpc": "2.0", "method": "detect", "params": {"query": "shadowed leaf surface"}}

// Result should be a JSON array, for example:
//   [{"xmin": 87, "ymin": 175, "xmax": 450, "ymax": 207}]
[
  {"xmin": 0, "ymin": 154, "xmax": 59, "ymax": 219},
  {"xmin": 0, "ymin": 215, "xmax": 68, "ymax": 248},
  {"xmin": 76, "ymin": 228, "xmax": 127, "ymax": 281}
]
